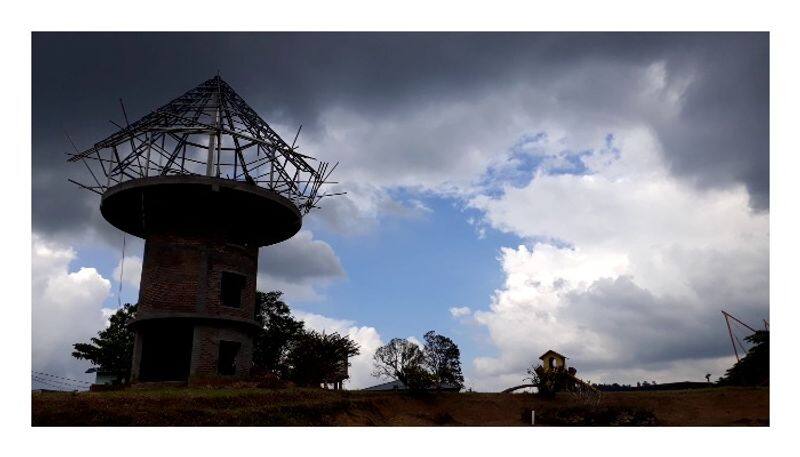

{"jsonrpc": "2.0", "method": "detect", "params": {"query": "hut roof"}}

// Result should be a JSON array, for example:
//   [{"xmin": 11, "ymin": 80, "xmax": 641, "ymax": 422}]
[{"xmin": 538, "ymin": 349, "xmax": 567, "ymax": 361}]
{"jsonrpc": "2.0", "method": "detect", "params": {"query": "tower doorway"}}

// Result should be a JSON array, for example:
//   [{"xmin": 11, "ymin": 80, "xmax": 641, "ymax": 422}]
[{"xmin": 138, "ymin": 321, "xmax": 194, "ymax": 382}]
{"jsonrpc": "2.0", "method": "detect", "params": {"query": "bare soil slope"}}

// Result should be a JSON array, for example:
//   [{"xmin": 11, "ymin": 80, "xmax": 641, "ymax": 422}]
[{"xmin": 31, "ymin": 386, "xmax": 768, "ymax": 426}]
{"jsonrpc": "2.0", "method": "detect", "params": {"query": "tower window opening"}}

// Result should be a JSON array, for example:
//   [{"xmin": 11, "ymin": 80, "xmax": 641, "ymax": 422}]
[
  {"xmin": 220, "ymin": 271, "xmax": 246, "ymax": 308},
  {"xmin": 550, "ymin": 357, "xmax": 557, "ymax": 369},
  {"xmin": 218, "ymin": 340, "xmax": 241, "ymax": 375}
]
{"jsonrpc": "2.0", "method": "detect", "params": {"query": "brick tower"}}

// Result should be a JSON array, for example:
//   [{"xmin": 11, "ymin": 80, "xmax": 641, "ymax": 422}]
[{"xmin": 68, "ymin": 76, "xmax": 339, "ymax": 382}]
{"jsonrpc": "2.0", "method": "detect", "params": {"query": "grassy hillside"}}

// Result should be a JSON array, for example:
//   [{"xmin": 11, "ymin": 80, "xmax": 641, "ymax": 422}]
[{"xmin": 31, "ymin": 386, "xmax": 768, "ymax": 426}]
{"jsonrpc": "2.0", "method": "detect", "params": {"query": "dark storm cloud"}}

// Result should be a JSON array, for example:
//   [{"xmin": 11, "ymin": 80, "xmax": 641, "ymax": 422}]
[
  {"xmin": 562, "ymin": 276, "xmax": 767, "ymax": 371},
  {"xmin": 650, "ymin": 34, "xmax": 769, "ymax": 209},
  {"xmin": 33, "ymin": 32, "xmax": 769, "ymax": 241},
  {"xmin": 259, "ymin": 230, "xmax": 344, "ymax": 282}
]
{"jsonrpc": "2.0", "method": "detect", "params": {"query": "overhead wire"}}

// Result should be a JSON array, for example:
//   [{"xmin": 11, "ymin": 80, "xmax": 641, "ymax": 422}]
[
  {"xmin": 31, "ymin": 370, "xmax": 92, "ymax": 385},
  {"xmin": 118, "ymin": 234, "xmax": 126, "ymax": 307},
  {"xmin": 32, "ymin": 376, "xmax": 86, "ymax": 391}
]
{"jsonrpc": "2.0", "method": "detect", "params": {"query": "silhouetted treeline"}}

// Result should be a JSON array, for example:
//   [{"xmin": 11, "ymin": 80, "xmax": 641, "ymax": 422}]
[
  {"xmin": 593, "ymin": 381, "xmax": 711, "ymax": 392},
  {"xmin": 718, "ymin": 330, "xmax": 769, "ymax": 386}
]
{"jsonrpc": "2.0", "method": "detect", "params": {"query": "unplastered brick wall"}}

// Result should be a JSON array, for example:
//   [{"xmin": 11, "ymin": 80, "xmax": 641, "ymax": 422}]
[
  {"xmin": 137, "ymin": 232, "xmax": 258, "ymax": 322},
  {"xmin": 204, "ymin": 241, "xmax": 258, "ymax": 321},
  {"xmin": 132, "ymin": 231, "xmax": 259, "ymax": 381},
  {"xmin": 138, "ymin": 234, "xmax": 206, "ymax": 315},
  {"xmin": 190, "ymin": 324, "xmax": 254, "ymax": 378}
]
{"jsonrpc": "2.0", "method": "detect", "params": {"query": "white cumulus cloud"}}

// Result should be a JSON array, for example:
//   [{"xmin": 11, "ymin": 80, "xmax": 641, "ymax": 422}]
[
  {"xmin": 449, "ymin": 306, "xmax": 472, "ymax": 318},
  {"xmin": 112, "ymin": 255, "xmax": 143, "ymax": 287},
  {"xmin": 465, "ymin": 125, "xmax": 768, "ymax": 391},
  {"xmin": 32, "ymin": 233, "xmax": 113, "ymax": 386}
]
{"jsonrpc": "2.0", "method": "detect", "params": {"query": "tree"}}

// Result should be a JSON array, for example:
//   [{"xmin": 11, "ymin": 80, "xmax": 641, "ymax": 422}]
[
  {"xmin": 285, "ymin": 330, "xmax": 360, "ymax": 387},
  {"xmin": 719, "ymin": 330, "xmax": 769, "ymax": 386},
  {"xmin": 252, "ymin": 291, "xmax": 305, "ymax": 377},
  {"xmin": 253, "ymin": 291, "xmax": 361, "ymax": 387},
  {"xmin": 372, "ymin": 332, "xmax": 465, "ymax": 392},
  {"xmin": 524, "ymin": 364, "xmax": 573, "ymax": 398},
  {"xmin": 422, "ymin": 330, "xmax": 464, "ymax": 390},
  {"xmin": 372, "ymin": 338, "xmax": 425, "ymax": 386},
  {"xmin": 403, "ymin": 363, "xmax": 435, "ymax": 392},
  {"xmin": 72, "ymin": 303, "xmax": 137, "ymax": 381}
]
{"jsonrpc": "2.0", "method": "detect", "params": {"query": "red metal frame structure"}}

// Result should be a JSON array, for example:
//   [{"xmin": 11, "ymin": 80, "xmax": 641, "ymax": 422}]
[{"xmin": 721, "ymin": 310, "xmax": 759, "ymax": 363}]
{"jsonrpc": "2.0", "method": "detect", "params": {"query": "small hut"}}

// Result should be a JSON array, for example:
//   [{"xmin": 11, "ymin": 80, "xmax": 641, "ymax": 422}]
[{"xmin": 539, "ymin": 350, "xmax": 567, "ymax": 372}]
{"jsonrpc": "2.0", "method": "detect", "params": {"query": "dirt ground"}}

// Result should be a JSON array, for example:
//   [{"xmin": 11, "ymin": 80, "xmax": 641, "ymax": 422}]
[{"xmin": 31, "ymin": 386, "xmax": 768, "ymax": 426}]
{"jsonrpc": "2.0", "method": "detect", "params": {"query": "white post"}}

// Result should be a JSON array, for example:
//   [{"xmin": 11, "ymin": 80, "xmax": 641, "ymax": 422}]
[
  {"xmin": 108, "ymin": 145, "xmax": 117, "ymax": 186},
  {"xmin": 206, "ymin": 128, "xmax": 216, "ymax": 177},
  {"xmin": 144, "ymin": 136, "xmax": 151, "ymax": 177},
  {"xmin": 531, "ymin": 410, "xmax": 535, "ymax": 425},
  {"xmin": 206, "ymin": 92, "xmax": 219, "ymax": 177}
]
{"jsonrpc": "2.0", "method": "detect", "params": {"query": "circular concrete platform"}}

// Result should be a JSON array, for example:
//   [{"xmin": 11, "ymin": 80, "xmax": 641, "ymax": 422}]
[{"xmin": 100, "ymin": 176, "xmax": 302, "ymax": 246}]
